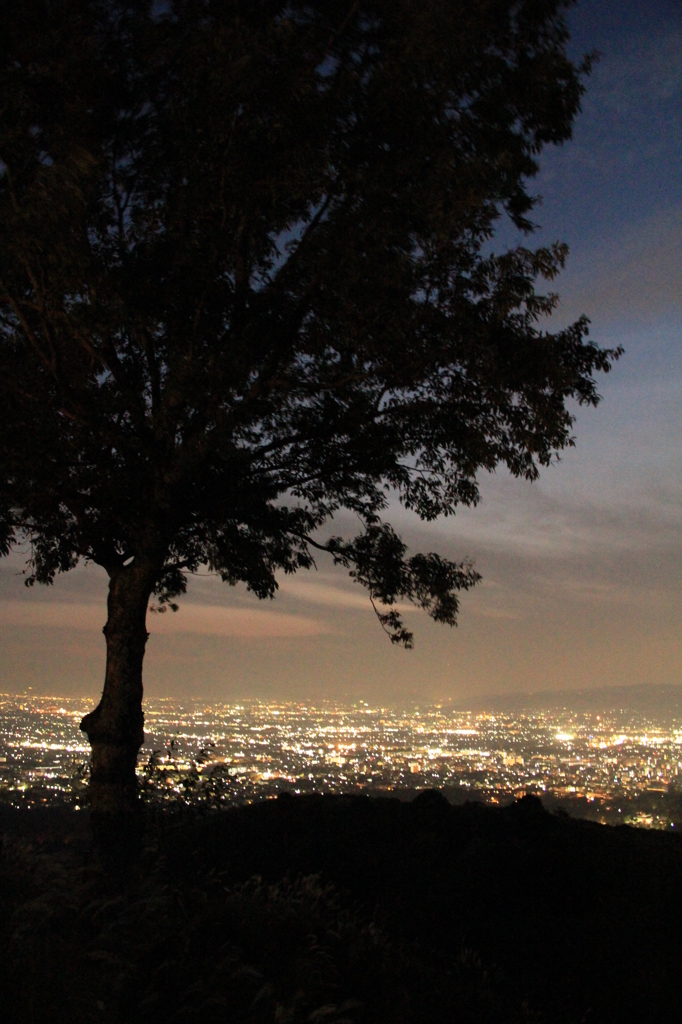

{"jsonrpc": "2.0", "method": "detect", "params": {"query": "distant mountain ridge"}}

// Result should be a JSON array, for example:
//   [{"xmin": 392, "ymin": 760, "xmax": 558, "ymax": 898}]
[{"xmin": 449, "ymin": 683, "xmax": 682, "ymax": 718}]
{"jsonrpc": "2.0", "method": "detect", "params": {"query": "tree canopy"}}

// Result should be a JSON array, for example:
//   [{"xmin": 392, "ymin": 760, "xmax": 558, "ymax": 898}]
[{"xmin": 1, "ymin": 0, "xmax": 619, "ymax": 648}]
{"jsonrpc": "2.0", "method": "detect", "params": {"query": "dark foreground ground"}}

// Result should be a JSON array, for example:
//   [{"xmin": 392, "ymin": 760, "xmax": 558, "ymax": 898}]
[{"xmin": 1, "ymin": 792, "xmax": 681, "ymax": 1024}]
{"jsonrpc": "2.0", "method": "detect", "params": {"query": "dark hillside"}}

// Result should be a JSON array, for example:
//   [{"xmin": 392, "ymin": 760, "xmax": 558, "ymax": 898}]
[
  {"xmin": 163, "ymin": 793, "xmax": 682, "ymax": 1023},
  {"xmin": 1, "ymin": 794, "xmax": 681, "ymax": 1023}
]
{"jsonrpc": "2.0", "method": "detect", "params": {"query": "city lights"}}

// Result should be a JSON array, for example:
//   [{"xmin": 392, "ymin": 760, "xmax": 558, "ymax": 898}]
[{"xmin": 1, "ymin": 694, "xmax": 680, "ymax": 829}]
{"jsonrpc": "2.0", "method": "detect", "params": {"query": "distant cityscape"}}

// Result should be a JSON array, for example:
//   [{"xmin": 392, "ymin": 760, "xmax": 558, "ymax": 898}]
[{"xmin": 2, "ymin": 691, "xmax": 682, "ymax": 830}]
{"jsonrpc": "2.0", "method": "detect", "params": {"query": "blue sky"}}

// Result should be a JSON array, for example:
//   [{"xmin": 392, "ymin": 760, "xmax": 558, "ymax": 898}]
[{"xmin": 0, "ymin": 0, "xmax": 680, "ymax": 703}]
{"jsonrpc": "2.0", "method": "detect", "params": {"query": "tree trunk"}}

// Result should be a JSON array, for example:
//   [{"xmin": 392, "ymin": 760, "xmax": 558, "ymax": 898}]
[{"xmin": 80, "ymin": 562, "xmax": 156, "ymax": 854}]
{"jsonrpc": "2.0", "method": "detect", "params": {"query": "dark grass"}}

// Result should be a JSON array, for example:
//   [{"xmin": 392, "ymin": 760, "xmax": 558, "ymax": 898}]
[{"xmin": 1, "ymin": 793, "xmax": 681, "ymax": 1024}]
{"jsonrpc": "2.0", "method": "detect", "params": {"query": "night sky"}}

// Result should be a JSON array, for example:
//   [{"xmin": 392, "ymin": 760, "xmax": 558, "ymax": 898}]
[{"xmin": 1, "ymin": 0, "xmax": 680, "ymax": 703}]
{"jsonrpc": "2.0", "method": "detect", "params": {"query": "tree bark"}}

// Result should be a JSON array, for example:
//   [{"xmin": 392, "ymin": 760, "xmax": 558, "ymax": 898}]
[{"xmin": 80, "ymin": 561, "xmax": 157, "ymax": 853}]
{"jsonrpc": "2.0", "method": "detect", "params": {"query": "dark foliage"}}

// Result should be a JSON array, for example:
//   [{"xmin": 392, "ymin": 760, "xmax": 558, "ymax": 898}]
[
  {"xmin": 0, "ymin": 0, "xmax": 620, "ymax": 644},
  {"xmin": 1, "ymin": 796, "xmax": 681, "ymax": 1024}
]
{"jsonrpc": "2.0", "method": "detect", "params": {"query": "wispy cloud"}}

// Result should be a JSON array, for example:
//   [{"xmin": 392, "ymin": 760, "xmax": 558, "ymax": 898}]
[
  {"xmin": 0, "ymin": 601, "xmax": 104, "ymax": 631},
  {"xmin": 0, "ymin": 601, "xmax": 330, "ymax": 638},
  {"xmin": 277, "ymin": 577, "xmax": 372, "ymax": 610}
]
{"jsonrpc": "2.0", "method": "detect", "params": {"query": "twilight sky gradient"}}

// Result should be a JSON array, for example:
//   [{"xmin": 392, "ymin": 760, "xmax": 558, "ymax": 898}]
[{"xmin": 1, "ymin": 0, "xmax": 680, "ymax": 703}]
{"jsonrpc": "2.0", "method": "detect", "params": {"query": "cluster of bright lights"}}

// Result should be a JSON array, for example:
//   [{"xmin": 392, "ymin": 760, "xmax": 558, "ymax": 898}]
[{"xmin": 0, "ymin": 695, "xmax": 680, "ymax": 829}]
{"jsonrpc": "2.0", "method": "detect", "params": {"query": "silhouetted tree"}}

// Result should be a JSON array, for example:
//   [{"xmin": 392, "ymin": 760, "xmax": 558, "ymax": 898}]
[{"xmin": 0, "ymin": 0, "xmax": 619, "ymax": 840}]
